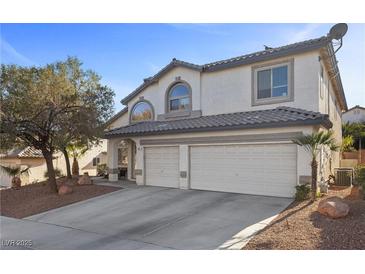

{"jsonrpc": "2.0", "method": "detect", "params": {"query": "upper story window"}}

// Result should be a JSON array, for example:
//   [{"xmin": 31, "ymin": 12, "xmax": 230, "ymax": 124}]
[
  {"xmin": 252, "ymin": 60, "xmax": 293, "ymax": 106},
  {"xmin": 257, "ymin": 65, "xmax": 288, "ymax": 99},
  {"xmin": 130, "ymin": 101, "xmax": 154, "ymax": 123},
  {"xmin": 167, "ymin": 83, "xmax": 191, "ymax": 112}
]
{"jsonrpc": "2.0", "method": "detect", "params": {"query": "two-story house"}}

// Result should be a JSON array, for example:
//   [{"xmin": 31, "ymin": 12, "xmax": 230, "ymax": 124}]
[{"xmin": 105, "ymin": 27, "xmax": 347, "ymax": 198}]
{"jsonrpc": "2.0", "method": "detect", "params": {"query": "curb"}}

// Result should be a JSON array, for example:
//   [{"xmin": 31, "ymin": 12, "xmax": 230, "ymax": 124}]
[{"xmin": 218, "ymin": 214, "xmax": 278, "ymax": 250}]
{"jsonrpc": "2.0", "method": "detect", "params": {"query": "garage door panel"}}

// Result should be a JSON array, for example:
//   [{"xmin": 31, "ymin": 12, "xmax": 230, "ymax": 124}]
[
  {"xmin": 145, "ymin": 146, "xmax": 179, "ymax": 188},
  {"xmin": 190, "ymin": 144, "xmax": 297, "ymax": 197}
]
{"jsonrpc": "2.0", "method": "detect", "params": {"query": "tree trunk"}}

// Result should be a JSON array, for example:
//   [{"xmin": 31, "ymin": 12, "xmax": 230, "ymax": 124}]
[
  {"xmin": 311, "ymin": 158, "xmax": 318, "ymax": 201},
  {"xmin": 43, "ymin": 150, "xmax": 58, "ymax": 193},
  {"xmin": 62, "ymin": 148, "xmax": 72, "ymax": 179},
  {"xmin": 72, "ymin": 156, "xmax": 79, "ymax": 176}
]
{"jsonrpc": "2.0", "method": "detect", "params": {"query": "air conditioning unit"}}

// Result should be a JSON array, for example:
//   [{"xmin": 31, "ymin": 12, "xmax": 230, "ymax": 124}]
[{"xmin": 334, "ymin": 168, "xmax": 353, "ymax": 186}]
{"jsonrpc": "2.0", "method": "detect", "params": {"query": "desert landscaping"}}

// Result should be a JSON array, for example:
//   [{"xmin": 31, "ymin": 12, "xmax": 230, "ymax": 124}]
[
  {"xmin": 244, "ymin": 186, "xmax": 365, "ymax": 250},
  {"xmin": 0, "ymin": 174, "xmax": 119, "ymax": 219}
]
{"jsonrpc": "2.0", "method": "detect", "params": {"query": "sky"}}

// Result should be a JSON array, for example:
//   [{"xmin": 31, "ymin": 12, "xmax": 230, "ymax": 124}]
[{"xmin": 1, "ymin": 23, "xmax": 364, "ymax": 113}]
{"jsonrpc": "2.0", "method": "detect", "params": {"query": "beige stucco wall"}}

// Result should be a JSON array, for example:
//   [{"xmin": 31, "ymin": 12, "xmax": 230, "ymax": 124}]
[
  {"xmin": 317, "ymin": 58, "xmax": 343, "ymax": 172},
  {"xmin": 0, "ymin": 157, "xmax": 45, "ymax": 186},
  {"xmin": 201, "ymin": 51, "xmax": 320, "ymax": 115},
  {"xmin": 54, "ymin": 141, "xmax": 107, "ymax": 177},
  {"xmin": 127, "ymin": 67, "xmax": 202, "ymax": 117},
  {"xmin": 118, "ymin": 51, "xmax": 327, "ymax": 123},
  {"xmin": 108, "ymin": 112, "xmax": 129, "ymax": 129}
]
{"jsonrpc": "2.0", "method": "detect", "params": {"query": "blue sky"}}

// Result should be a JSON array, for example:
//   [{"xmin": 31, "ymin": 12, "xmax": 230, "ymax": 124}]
[{"xmin": 1, "ymin": 23, "xmax": 364, "ymax": 112}]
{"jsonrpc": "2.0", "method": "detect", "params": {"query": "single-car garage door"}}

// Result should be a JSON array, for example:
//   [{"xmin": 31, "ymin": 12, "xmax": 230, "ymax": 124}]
[
  {"xmin": 190, "ymin": 144, "xmax": 297, "ymax": 197},
  {"xmin": 145, "ymin": 146, "xmax": 180, "ymax": 188}
]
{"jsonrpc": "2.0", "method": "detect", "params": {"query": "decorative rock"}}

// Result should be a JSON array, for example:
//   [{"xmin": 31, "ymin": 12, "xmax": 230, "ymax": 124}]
[
  {"xmin": 318, "ymin": 197, "xmax": 349, "ymax": 219},
  {"xmin": 11, "ymin": 177, "xmax": 22, "ymax": 189},
  {"xmin": 58, "ymin": 184, "xmax": 73, "ymax": 195},
  {"xmin": 76, "ymin": 172, "xmax": 93, "ymax": 185}
]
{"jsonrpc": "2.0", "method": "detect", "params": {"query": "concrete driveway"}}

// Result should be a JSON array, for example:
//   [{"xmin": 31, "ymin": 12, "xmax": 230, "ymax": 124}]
[{"xmin": 0, "ymin": 185, "xmax": 292, "ymax": 249}]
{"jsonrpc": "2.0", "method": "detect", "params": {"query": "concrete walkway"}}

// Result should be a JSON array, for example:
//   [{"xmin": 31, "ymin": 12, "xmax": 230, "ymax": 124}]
[{"xmin": 0, "ymin": 185, "xmax": 292, "ymax": 250}]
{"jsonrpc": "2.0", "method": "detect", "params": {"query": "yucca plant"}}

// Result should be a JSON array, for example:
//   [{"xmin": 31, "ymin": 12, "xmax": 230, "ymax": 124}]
[
  {"xmin": 292, "ymin": 131, "xmax": 339, "ymax": 201},
  {"xmin": 0, "ymin": 165, "xmax": 30, "ymax": 189}
]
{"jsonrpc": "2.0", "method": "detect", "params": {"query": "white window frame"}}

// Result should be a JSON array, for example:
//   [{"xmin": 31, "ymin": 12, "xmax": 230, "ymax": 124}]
[
  {"xmin": 167, "ymin": 83, "xmax": 191, "ymax": 113},
  {"xmin": 252, "ymin": 59, "xmax": 294, "ymax": 106}
]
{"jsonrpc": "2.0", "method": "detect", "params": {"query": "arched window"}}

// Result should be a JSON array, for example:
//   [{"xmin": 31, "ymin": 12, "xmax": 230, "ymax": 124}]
[
  {"xmin": 167, "ymin": 83, "xmax": 191, "ymax": 112},
  {"xmin": 130, "ymin": 101, "xmax": 154, "ymax": 122}
]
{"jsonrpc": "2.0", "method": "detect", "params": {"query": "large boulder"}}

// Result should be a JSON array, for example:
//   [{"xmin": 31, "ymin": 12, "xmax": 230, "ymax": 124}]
[
  {"xmin": 58, "ymin": 184, "xmax": 73, "ymax": 195},
  {"xmin": 318, "ymin": 197, "xmax": 349, "ymax": 219},
  {"xmin": 76, "ymin": 173, "xmax": 93, "ymax": 185}
]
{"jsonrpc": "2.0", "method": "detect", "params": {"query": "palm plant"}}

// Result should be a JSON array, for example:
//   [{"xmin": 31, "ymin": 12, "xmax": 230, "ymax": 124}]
[
  {"xmin": 292, "ymin": 131, "xmax": 339, "ymax": 200},
  {"xmin": 341, "ymin": 135, "xmax": 355, "ymax": 152},
  {"xmin": 0, "ymin": 165, "xmax": 30, "ymax": 188},
  {"xmin": 67, "ymin": 142, "xmax": 89, "ymax": 176}
]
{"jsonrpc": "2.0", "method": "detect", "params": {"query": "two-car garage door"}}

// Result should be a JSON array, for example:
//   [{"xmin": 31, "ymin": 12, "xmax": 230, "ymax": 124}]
[
  {"xmin": 190, "ymin": 144, "xmax": 297, "ymax": 197},
  {"xmin": 144, "ymin": 143, "xmax": 297, "ymax": 197}
]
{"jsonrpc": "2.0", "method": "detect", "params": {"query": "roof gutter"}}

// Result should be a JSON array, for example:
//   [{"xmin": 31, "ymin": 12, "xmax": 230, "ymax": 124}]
[{"xmin": 325, "ymin": 43, "xmax": 348, "ymax": 111}]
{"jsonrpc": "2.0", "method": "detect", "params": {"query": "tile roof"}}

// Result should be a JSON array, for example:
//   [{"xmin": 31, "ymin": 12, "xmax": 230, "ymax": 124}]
[
  {"xmin": 104, "ymin": 107, "xmax": 332, "ymax": 138},
  {"xmin": 1, "ymin": 147, "xmax": 43, "ymax": 158},
  {"xmin": 121, "ymin": 36, "xmax": 331, "ymax": 105},
  {"xmin": 203, "ymin": 36, "xmax": 329, "ymax": 71}
]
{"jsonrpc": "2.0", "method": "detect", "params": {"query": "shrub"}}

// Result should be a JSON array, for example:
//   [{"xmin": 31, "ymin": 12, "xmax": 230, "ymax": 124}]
[
  {"xmin": 295, "ymin": 184, "xmax": 311, "ymax": 201},
  {"xmin": 354, "ymin": 165, "xmax": 365, "ymax": 199},
  {"xmin": 97, "ymin": 164, "xmax": 107, "ymax": 176},
  {"xmin": 44, "ymin": 168, "xmax": 63, "ymax": 179}
]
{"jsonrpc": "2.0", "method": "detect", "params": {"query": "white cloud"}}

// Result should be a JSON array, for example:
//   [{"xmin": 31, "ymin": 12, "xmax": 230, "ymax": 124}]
[
  {"xmin": 0, "ymin": 36, "xmax": 34, "ymax": 65},
  {"xmin": 285, "ymin": 24, "xmax": 322, "ymax": 44}
]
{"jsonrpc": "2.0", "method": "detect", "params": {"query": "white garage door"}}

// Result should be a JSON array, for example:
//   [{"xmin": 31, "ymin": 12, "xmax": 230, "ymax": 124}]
[
  {"xmin": 190, "ymin": 144, "xmax": 297, "ymax": 197},
  {"xmin": 145, "ymin": 146, "xmax": 180, "ymax": 188}
]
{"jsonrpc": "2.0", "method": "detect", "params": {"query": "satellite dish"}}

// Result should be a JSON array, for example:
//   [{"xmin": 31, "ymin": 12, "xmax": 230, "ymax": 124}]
[{"xmin": 328, "ymin": 23, "xmax": 348, "ymax": 40}]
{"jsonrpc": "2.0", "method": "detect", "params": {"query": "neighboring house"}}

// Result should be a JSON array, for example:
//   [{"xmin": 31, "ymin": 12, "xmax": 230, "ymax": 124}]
[
  {"xmin": 342, "ymin": 105, "xmax": 365, "ymax": 124},
  {"xmin": 0, "ymin": 143, "xmax": 107, "ymax": 187},
  {"xmin": 0, "ymin": 147, "xmax": 45, "ymax": 187},
  {"xmin": 104, "ymin": 29, "xmax": 347, "ymax": 198}
]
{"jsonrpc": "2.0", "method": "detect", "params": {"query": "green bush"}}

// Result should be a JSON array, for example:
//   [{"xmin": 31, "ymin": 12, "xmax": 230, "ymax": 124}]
[
  {"xmin": 295, "ymin": 184, "xmax": 311, "ymax": 201},
  {"xmin": 354, "ymin": 165, "xmax": 365, "ymax": 184},
  {"xmin": 354, "ymin": 165, "xmax": 365, "ymax": 199},
  {"xmin": 97, "ymin": 164, "xmax": 107, "ymax": 176},
  {"xmin": 44, "ymin": 168, "xmax": 63, "ymax": 179}
]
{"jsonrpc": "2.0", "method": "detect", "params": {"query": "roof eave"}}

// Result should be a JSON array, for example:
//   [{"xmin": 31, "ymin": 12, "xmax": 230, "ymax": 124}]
[
  {"xmin": 104, "ymin": 117, "xmax": 332, "ymax": 139},
  {"xmin": 121, "ymin": 60, "xmax": 202, "ymax": 105},
  {"xmin": 203, "ymin": 40, "xmax": 329, "ymax": 72}
]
